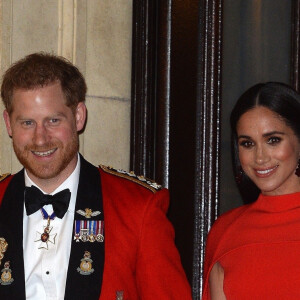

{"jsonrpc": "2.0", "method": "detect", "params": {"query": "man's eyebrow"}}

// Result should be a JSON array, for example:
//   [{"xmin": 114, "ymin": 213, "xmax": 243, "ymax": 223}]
[
  {"xmin": 15, "ymin": 116, "xmax": 32, "ymax": 121},
  {"xmin": 47, "ymin": 112, "xmax": 67, "ymax": 118},
  {"xmin": 16, "ymin": 112, "xmax": 67, "ymax": 120}
]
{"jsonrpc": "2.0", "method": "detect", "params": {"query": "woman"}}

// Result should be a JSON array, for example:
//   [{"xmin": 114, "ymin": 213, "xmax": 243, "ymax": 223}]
[{"xmin": 202, "ymin": 82, "xmax": 300, "ymax": 300}]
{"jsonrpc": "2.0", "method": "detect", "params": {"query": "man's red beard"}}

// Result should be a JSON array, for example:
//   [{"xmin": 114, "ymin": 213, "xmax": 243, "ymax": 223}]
[{"xmin": 13, "ymin": 136, "xmax": 79, "ymax": 180}]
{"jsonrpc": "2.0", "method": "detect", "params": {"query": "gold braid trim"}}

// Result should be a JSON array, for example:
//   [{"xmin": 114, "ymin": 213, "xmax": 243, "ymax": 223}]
[
  {"xmin": 99, "ymin": 165, "xmax": 162, "ymax": 193},
  {"xmin": 0, "ymin": 173, "xmax": 10, "ymax": 183}
]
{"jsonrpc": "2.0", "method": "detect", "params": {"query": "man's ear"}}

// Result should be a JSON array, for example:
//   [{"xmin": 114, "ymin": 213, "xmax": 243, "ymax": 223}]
[
  {"xmin": 75, "ymin": 102, "xmax": 87, "ymax": 132},
  {"xmin": 3, "ymin": 110, "xmax": 12, "ymax": 137}
]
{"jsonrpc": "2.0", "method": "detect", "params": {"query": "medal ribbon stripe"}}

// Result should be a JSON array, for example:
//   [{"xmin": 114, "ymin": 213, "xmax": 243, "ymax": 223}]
[
  {"xmin": 96, "ymin": 220, "xmax": 99, "ymax": 236},
  {"xmin": 73, "ymin": 220, "xmax": 104, "ymax": 242},
  {"xmin": 98, "ymin": 221, "xmax": 104, "ymax": 236}
]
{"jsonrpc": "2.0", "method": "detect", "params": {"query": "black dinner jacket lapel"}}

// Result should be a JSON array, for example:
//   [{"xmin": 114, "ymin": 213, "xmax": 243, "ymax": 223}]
[
  {"xmin": 0, "ymin": 170, "xmax": 26, "ymax": 299},
  {"xmin": 64, "ymin": 156, "xmax": 105, "ymax": 300},
  {"xmin": 0, "ymin": 157, "xmax": 104, "ymax": 300}
]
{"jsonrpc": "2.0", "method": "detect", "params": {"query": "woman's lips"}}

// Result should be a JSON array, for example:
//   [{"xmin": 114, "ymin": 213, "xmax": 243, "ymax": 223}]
[{"xmin": 254, "ymin": 165, "xmax": 278, "ymax": 177}]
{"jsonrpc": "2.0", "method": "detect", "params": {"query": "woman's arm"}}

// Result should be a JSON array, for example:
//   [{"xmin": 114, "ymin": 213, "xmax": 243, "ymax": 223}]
[{"xmin": 209, "ymin": 262, "xmax": 227, "ymax": 300}]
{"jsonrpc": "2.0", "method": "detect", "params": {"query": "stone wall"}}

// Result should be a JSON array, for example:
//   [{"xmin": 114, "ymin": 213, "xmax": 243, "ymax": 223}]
[{"xmin": 0, "ymin": 0, "xmax": 132, "ymax": 173}]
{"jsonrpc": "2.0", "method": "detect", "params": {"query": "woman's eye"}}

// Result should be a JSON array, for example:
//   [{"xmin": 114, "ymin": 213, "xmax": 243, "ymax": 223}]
[
  {"xmin": 239, "ymin": 140, "xmax": 253, "ymax": 148},
  {"xmin": 267, "ymin": 136, "xmax": 281, "ymax": 145}
]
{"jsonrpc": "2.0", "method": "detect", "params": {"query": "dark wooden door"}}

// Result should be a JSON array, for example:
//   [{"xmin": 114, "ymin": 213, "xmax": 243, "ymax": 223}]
[
  {"xmin": 130, "ymin": 1, "xmax": 300, "ymax": 299},
  {"xmin": 130, "ymin": 1, "xmax": 221, "ymax": 298}
]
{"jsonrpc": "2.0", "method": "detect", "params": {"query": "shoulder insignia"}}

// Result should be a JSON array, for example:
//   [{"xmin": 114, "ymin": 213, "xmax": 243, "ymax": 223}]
[
  {"xmin": 99, "ymin": 165, "xmax": 162, "ymax": 193},
  {"xmin": 0, "ymin": 174, "xmax": 10, "ymax": 183}
]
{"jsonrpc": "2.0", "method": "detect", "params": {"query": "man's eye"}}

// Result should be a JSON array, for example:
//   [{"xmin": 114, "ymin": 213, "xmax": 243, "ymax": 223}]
[
  {"xmin": 49, "ymin": 118, "xmax": 60, "ymax": 124},
  {"xmin": 22, "ymin": 120, "xmax": 33, "ymax": 127},
  {"xmin": 267, "ymin": 136, "xmax": 281, "ymax": 145}
]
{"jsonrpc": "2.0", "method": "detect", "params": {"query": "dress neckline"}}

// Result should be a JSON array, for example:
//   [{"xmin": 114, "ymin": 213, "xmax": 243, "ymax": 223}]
[{"xmin": 255, "ymin": 192, "xmax": 300, "ymax": 212}]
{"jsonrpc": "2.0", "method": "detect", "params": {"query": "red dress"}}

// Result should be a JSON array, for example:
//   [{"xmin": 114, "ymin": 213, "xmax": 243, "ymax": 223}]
[{"xmin": 202, "ymin": 192, "xmax": 300, "ymax": 300}]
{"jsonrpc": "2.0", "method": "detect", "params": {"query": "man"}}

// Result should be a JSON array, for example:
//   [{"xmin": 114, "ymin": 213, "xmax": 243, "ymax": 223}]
[{"xmin": 0, "ymin": 53, "xmax": 191, "ymax": 299}]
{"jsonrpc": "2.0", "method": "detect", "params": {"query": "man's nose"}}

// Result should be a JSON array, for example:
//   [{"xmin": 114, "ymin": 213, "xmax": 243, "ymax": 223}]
[{"xmin": 32, "ymin": 124, "xmax": 50, "ymax": 145}]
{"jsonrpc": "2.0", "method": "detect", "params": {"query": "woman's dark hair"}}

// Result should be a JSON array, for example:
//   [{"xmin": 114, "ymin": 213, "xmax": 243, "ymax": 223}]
[{"xmin": 230, "ymin": 82, "xmax": 300, "ymax": 202}]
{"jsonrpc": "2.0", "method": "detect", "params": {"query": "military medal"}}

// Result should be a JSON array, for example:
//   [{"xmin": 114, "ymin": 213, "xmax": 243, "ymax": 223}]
[
  {"xmin": 95, "ymin": 220, "xmax": 104, "ymax": 242},
  {"xmin": 35, "ymin": 209, "xmax": 57, "ymax": 250},
  {"xmin": 80, "ymin": 221, "xmax": 89, "ymax": 242},
  {"xmin": 0, "ymin": 261, "xmax": 14, "ymax": 285},
  {"xmin": 116, "ymin": 291, "xmax": 124, "ymax": 300},
  {"xmin": 0, "ymin": 238, "xmax": 13, "ymax": 286},
  {"xmin": 0, "ymin": 238, "xmax": 8, "ymax": 266},
  {"xmin": 74, "ymin": 220, "xmax": 104, "ymax": 243},
  {"xmin": 74, "ymin": 220, "xmax": 81, "ymax": 242},
  {"xmin": 89, "ymin": 220, "xmax": 96, "ymax": 242},
  {"xmin": 77, "ymin": 251, "xmax": 94, "ymax": 275}
]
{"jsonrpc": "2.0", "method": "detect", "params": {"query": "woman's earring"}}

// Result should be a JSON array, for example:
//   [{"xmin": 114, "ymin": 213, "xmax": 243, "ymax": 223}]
[
  {"xmin": 235, "ymin": 167, "xmax": 243, "ymax": 184},
  {"xmin": 295, "ymin": 160, "xmax": 300, "ymax": 177}
]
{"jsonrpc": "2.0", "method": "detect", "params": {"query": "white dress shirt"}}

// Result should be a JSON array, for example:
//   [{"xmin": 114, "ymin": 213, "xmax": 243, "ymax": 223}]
[{"xmin": 23, "ymin": 155, "xmax": 80, "ymax": 300}]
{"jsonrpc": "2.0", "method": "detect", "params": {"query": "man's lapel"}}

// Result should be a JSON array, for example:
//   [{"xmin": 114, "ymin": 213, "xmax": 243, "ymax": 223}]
[
  {"xmin": 0, "ymin": 170, "xmax": 26, "ymax": 299},
  {"xmin": 0, "ymin": 157, "xmax": 105, "ymax": 300},
  {"xmin": 64, "ymin": 156, "xmax": 105, "ymax": 300}
]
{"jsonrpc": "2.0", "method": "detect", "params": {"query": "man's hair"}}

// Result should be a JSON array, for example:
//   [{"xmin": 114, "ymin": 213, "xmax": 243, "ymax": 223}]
[{"xmin": 1, "ymin": 52, "xmax": 87, "ymax": 114}]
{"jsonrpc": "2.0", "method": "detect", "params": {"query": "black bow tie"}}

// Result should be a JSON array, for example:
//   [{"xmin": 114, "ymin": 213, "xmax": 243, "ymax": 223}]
[{"xmin": 25, "ymin": 186, "xmax": 71, "ymax": 219}]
